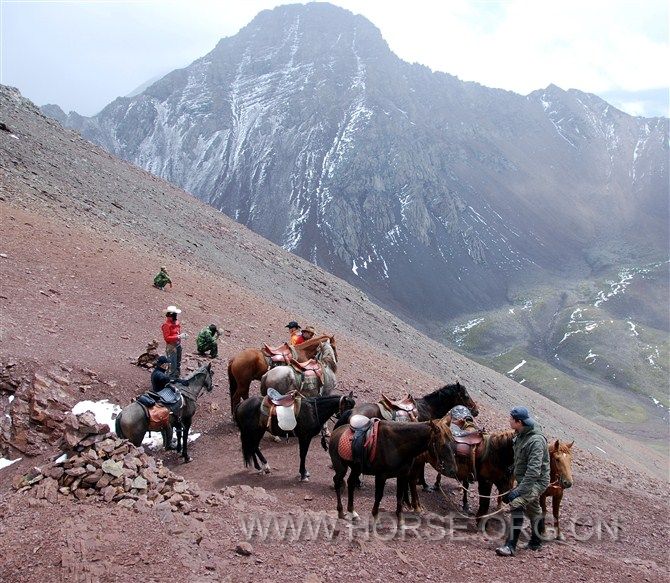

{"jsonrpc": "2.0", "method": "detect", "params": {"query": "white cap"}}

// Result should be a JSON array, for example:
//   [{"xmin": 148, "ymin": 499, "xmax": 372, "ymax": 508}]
[{"xmin": 165, "ymin": 305, "xmax": 182, "ymax": 314}]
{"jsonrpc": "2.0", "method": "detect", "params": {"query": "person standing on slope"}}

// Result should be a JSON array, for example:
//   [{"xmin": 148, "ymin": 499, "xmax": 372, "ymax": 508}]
[
  {"xmin": 162, "ymin": 306, "xmax": 187, "ymax": 378},
  {"xmin": 495, "ymin": 406, "xmax": 550, "ymax": 557}
]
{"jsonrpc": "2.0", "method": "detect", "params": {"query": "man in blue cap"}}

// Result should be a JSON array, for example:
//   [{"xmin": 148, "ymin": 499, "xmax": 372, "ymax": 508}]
[
  {"xmin": 151, "ymin": 356, "xmax": 189, "ymax": 393},
  {"xmin": 495, "ymin": 406, "xmax": 550, "ymax": 557}
]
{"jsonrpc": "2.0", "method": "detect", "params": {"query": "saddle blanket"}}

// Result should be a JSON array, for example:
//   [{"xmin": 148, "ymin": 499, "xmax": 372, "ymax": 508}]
[{"xmin": 338, "ymin": 419, "xmax": 380, "ymax": 465}]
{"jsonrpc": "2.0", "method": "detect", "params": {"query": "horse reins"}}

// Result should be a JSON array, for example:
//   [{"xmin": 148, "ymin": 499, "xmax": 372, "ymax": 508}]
[{"xmin": 437, "ymin": 484, "xmax": 507, "ymax": 520}]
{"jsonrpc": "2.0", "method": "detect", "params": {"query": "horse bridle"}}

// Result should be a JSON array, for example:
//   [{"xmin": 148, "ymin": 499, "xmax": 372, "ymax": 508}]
[{"xmin": 180, "ymin": 370, "xmax": 212, "ymax": 403}]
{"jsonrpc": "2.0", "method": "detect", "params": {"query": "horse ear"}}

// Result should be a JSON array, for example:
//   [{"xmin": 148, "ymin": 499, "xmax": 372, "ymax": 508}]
[
  {"xmin": 553, "ymin": 439, "xmax": 560, "ymax": 451},
  {"xmin": 443, "ymin": 413, "xmax": 452, "ymax": 425},
  {"xmin": 429, "ymin": 419, "xmax": 438, "ymax": 432},
  {"xmin": 348, "ymin": 390, "xmax": 353, "ymax": 398},
  {"xmin": 568, "ymin": 440, "xmax": 574, "ymax": 449}
]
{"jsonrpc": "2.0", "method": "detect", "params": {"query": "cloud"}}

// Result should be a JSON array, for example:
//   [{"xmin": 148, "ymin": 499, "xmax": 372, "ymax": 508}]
[{"xmin": 1, "ymin": 0, "xmax": 667, "ymax": 117}]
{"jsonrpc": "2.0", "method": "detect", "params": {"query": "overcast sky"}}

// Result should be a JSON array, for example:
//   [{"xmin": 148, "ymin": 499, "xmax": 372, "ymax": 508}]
[{"xmin": 1, "ymin": 0, "xmax": 668, "ymax": 118}]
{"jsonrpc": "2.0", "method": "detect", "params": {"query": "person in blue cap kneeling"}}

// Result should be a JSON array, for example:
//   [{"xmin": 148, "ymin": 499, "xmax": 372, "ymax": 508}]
[{"xmin": 495, "ymin": 406, "xmax": 550, "ymax": 557}]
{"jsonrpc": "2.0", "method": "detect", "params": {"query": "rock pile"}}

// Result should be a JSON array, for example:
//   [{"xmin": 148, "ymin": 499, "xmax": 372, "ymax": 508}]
[{"xmin": 13, "ymin": 411, "xmax": 200, "ymax": 513}]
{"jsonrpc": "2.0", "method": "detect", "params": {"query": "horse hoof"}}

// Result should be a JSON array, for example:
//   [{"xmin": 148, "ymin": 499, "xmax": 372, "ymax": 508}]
[
  {"xmin": 300, "ymin": 476, "xmax": 310, "ymax": 482},
  {"xmin": 272, "ymin": 436, "xmax": 281, "ymax": 443},
  {"xmin": 423, "ymin": 485, "xmax": 435, "ymax": 492},
  {"xmin": 556, "ymin": 533, "xmax": 565, "ymax": 541},
  {"xmin": 183, "ymin": 456, "xmax": 192, "ymax": 463}
]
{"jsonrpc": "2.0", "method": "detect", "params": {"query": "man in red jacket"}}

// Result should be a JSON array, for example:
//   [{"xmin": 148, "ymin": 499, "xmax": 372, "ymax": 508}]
[{"xmin": 162, "ymin": 306, "xmax": 186, "ymax": 378}]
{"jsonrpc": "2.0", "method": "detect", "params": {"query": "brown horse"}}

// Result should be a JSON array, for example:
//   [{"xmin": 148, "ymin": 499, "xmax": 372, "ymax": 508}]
[
  {"xmin": 540, "ymin": 440, "xmax": 574, "ymax": 540},
  {"xmin": 409, "ymin": 430, "xmax": 515, "ymax": 523},
  {"xmin": 329, "ymin": 414, "xmax": 456, "ymax": 525},
  {"xmin": 227, "ymin": 334, "xmax": 337, "ymax": 415}
]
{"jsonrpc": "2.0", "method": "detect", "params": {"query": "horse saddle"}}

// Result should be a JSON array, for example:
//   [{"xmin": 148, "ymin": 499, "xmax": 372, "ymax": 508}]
[
  {"xmin": 378, "ymin": 393, "xmax": 418, "ymax": 422},
  {"xmin": 157, "ymin": 385, "xmax": 181, "ymax": 406},
  {"xmin": 262, "ymin": 342, "xmax": 295, "ymax": 364},
  {"xmin": 261, "ymin": 389, "xmax": 301, "ymax": 431},
  {"xmin": 289, "ymin": 358, "xmax": 324, "ymax": 385},
  {"xmin": 452, "ymin": 427, "xmax": 484, "ymax": 481},
  {"xmin": 338, "ymin": 416, "xmax": 380, "ymax": 471}
]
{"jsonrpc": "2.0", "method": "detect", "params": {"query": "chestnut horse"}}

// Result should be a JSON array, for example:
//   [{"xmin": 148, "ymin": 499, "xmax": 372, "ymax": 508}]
[
  {"xmin": 227, "ymin": 334, "xmax": 337, "ymax": 415},
  {"xmin": 329, "ymin": 414, "xmax": 456, "ymax": 525},
  {"xmin": 540, "ymin": 440, "xmax": 574, "ymax": 540}
]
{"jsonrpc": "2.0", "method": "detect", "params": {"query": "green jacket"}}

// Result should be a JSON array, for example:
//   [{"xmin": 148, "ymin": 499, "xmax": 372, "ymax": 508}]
[
  {"xmin": 196, "ymin": 328, "xmax": 218, "ymax": 351},
  {"xmin": 513, "ymin": 424, "xmax": 550, "ymax": 498},
  {"xmin": 154, "ymin": 270, "xmax": 171, "ymax": 287}
]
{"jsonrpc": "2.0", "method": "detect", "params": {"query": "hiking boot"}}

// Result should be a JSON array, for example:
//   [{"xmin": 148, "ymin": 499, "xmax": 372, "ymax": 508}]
[
  {"xmin": 495, "ymin": 544, "xmax": 516, "ymax": 556},
  {"xmin": 526, "ymin": 517, "xmax": 544, "ymax": 550}
]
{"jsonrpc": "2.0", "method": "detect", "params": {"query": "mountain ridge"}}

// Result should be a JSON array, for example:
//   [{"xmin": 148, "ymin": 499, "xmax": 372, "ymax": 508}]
[{"xmin": 2, "ymin": 82, "xmax": 666, "ymax": 479}]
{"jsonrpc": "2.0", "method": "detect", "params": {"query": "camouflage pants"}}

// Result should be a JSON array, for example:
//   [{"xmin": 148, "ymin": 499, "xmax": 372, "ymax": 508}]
[
  {"xmin": 509, "ymin": 492, "xmax": 543, "ymax": 520},
  {"xmin": 165, "ymin": 342, "xmax": 182, "ymax": 378},
  {"xmin": 507, "ymin": 490, "xmax": 546, "ymax": 544},
  {"xmin": 197, "ymin": 339, "xmax": 218, "ymax": 358}
]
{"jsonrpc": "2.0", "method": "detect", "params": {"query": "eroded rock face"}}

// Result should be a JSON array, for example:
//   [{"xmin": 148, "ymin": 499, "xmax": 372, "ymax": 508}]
[{"xmin": 1, "ymin": 362, "xmax": 75, "ymax": 456}]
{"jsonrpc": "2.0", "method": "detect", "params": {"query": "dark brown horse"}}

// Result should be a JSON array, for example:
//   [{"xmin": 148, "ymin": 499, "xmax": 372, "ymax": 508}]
[
  {"xmin": 334, "ymin": 382, "xmax": 479, "ymax": 428},
  {"xmin": 540, "ymin": 440, "xmax": 574, "ymax": 540},
  {"xmin": 235, "ymin": 391, "xmax": 355, "ymax": 481},
  {"xmin": 409, "ymin": 430, "xmax": 515, "ymax": 523},
  {"xmin": 227, "ymin": 334, "xmax": 337, "ymax": 415},
  {"xmin": 329, "ymin": 414, "xmax": 456, "ymax": 524}
]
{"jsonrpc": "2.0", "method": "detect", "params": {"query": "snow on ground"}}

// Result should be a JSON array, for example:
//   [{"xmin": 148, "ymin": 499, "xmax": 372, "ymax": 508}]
[
  {"xmin": 507, "ymin": 360, "xmax": 526, "ymax": 374},
  {"xmin": 0, "ymin": 457, "xmax": 22, "ymax": 471},
  {"xmin": 72, "ymin": 399, "xmax": 201, "ymax": 449}
]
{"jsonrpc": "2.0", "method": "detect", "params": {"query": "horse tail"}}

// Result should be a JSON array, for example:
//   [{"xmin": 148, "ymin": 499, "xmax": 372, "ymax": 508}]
[
  {"xmin": 228, "ymin": 361, "xmax": 237, "ymax": 401},
  {"xmin": 115, "ymin": 412, "xmax": 124, "ymax": 439},
  {"xmin": 234, "ymin": 401, "xmax": 256, "ymax": 468}
]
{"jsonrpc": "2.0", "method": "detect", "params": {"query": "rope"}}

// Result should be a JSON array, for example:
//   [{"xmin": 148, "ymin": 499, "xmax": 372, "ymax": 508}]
[
  {"xmin": 440, "ymin": 479, "xmax": 563, "ymax": 520},
  {"xmin": 453, "ymin": 478, "xmax": 560, "ymax": 499},
  {"xmin": 437, "ymin": 485, "xmax": 508, "ymax": 520},
  {"xmin": 453, "ymin": 482, "xmax": 514, "ymax": 499}
]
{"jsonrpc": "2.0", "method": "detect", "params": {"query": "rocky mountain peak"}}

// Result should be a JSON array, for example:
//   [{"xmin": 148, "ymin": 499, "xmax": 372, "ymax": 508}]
[{"xmin": 43, "ymin": 3, "xmax": 668, "ymax": 330}]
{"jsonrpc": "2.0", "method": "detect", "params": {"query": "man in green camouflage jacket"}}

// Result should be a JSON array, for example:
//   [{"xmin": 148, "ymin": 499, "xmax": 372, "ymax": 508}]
[
  {"xmin": 196, "ymin": 324, "xmax": 220, "ymax": 358},
  {"xmin": 495, "ymin": 406, "xmax": 550, "ymax": 557}
]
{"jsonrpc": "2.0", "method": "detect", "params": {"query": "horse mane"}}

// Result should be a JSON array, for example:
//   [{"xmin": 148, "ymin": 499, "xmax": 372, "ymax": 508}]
[
  {"xmin": 481, "ymin": 430, "xmax": 515, "ymax": 464},
  {"xmin": 420, "ymin": 383, "xmax": 463, "ymax": 408},
  {"xmin": 184, "ymin": 363, "xmax": 211, "ymax": 381},
  {"xmin": 300, "ymin": 334, "xmax": 334, "ymax": 350},
  {"xmin": 317, "ymin": 339, "xmax": 337, "ymax": 372}
]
